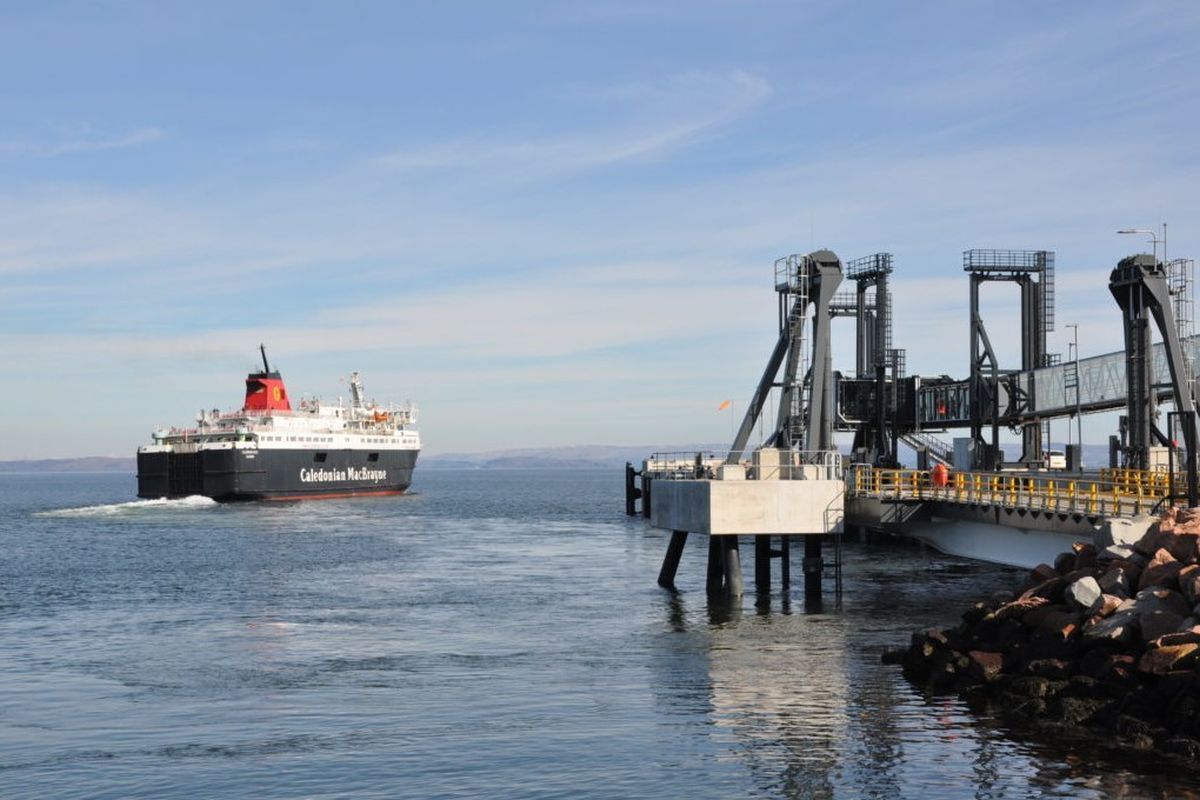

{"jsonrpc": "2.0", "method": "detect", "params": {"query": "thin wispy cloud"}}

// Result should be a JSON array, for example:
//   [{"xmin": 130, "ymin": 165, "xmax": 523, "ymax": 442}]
[
  {"xmin": 373, "ymin": 70, "xmax": 771, "ymax": 177},
  {"xmin": 0, "ymin": 127, "xmax": 166, "ymax": 158}
]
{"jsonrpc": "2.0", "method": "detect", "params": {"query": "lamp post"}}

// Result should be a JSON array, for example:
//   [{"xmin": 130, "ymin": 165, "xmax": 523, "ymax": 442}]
[
  {"xmin": 1118, "ymin": 225, "xmax": 1166, "ymax": 263},
  {"xmin": 1066, "ymin": 323, "xmax": 1082, "ymax": 469}
]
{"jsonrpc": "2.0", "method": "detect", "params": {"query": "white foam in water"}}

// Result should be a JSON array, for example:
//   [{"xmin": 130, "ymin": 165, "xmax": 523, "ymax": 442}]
[{"xmin": 37, "ymin": 495, "xmax": 219, "ymax": 517}]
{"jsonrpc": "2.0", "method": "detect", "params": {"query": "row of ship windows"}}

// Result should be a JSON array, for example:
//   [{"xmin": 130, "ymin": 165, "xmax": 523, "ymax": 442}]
[{"xmin": 258, "ymin": 435, "xmax": 399, "ymax": 444}]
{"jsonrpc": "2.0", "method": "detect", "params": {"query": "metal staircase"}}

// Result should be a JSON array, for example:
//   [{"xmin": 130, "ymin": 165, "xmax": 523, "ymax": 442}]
[{"xmin": 899, "ymin": 430, "xmax": 954, "ymax": 465}]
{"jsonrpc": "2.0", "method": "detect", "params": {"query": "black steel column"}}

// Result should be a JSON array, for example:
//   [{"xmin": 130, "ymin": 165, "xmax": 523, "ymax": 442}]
[
  {"xmin": 657, "ymin": 530, "xmax": 688, "ymax": 590},
  {"xmin": 803, "ymin": 535, "xmax": 823, "ymax": 605},
  {"xmin": 722, "ymin": 536, "xmax": 743, "ymax": 598},
  {"xmin": 755, "ymin": 536, "xmax": 771, "ymax": 594},
  {"xmin": 624, "ymin": 463, "xmax": 637, "ymax": 516},
  {"xmin": 780, "ymin": 535, "xmax": 791, "ymax": 588},
  {"xmin": 706, "ymin": 536, "xmax": 724, "ymax": 594}
]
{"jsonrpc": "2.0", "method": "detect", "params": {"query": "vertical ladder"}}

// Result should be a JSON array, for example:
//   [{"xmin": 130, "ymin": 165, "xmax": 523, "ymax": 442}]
[
  {"xmin": 1171, "ymin": 258, "xmax": 1196, "ymax": 390},
  {"xmin": 883, "ymin": 291, "xmax": 894, "ymax": 356},
  {"xmin": 830, "ymin": 530, "xmax": 843, "ymax": 605},
  {"xmin": 778, "ymin": 255, "xmax": 811, "ymax": 447},
  {"xmin": 1063, "ymin": 358, "xmax": 1080, "ymax": 399}
]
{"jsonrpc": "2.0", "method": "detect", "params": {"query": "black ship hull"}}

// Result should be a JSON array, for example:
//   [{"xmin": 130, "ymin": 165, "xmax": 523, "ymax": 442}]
[{"xmin": 136, "ymin": 447, "xmax": 418, "ymax": 501}]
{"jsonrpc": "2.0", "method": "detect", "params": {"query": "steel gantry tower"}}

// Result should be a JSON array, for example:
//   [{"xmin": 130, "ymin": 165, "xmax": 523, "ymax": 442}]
[
  {"xmin": 727, "ymin": 250, "xmax": 843, "ymax": 463},
  {"xmin": 1109, "ymin": 253, "xmax": 1199, "ymax": 502},
  {"xmin": 964, "ymin": 249, "xmax": 1055, "ymax": 470}
]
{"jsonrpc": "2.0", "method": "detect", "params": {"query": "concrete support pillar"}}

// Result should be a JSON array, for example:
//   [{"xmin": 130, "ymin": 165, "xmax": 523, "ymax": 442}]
[
  {"xmin": 755, "ymin": 536, "xmax": 771, "ymax": 594},
  {"xmin": 657, "ymin": 530, "xmax": 688, "ymax": 590}
]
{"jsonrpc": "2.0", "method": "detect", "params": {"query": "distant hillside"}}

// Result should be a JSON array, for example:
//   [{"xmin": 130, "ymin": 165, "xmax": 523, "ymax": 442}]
[
  {"xmin": 420, "ymin": 444, "xmax": 728, "ymax": 470},
  {"xmin": 0, "ymin": 441, "xmax": 1115, "ymax": 473},
  {"xmin": 0, "ymin": 457, "xmax": 136, "ymax": 473}
]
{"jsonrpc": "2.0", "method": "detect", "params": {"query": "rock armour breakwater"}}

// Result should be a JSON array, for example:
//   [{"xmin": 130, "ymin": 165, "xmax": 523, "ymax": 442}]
[{"xmin": 888, "ymin": 507, "xmax": 1200, "ymax": 761}]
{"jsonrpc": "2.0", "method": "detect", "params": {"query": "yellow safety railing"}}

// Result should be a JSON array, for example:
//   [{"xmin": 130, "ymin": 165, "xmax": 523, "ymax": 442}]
[
  {"xmin": 851, "ymin": 465, "xmax": 1172, "ymax": 517},
  {"xmin": 1098, "ymin": 467, "xmax": 1175, "ymax": 494}
]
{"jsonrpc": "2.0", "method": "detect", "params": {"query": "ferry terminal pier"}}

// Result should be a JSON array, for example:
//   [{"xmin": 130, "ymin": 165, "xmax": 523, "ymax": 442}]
[{"xmin": 626, "ymin": 243, "xmax": 1200, "ymax": 603}]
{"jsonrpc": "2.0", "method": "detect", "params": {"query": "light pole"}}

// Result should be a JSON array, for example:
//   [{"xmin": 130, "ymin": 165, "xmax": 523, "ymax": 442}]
[
  {"xmin": 1118, "ymin": 225, "xmax": 1166, "ymax": 262},
  {"xmin": 1066, "ymin": 323, "xmax": 1082, "ymax": 468}
]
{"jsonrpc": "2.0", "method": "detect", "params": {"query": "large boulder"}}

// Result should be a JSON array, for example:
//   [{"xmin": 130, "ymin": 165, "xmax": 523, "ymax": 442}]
[
  {"xmin": 1098, "ymin": 566, "xmax": 1132, "ymax": 599},
  {"xmin": 1070, "ymin": 542, "xmax": 1099, "ymax": 573},
  {"xmin": 1082, "ymin": 606, "xmax": 1141, "ymax": 647},
  {"xmin": 1096, "ymin": 514, "xmax": 1158, "ymax": 549},
  {"xmin": 1175, "ymin": 535, "xmax": 1200, "ymax": 566},
  {"xmin": 1134, "ymin": 510, "xmax": 1200, "ymax": 562},
  {"xmin": 1033, "ymin": 608, "xmax": 1083, "ymax": 641},
  {"xmin": 1097, "ymin": 593, "xmax": 1124, "ymax": 617},
  {"xmin": 1137, "ymin": 588, "xmax": 1191, "ymax": 642},
  {"xmin": 1100, "ymin": 544, "xmax": 1137, "ymax": 563},
  {"xmin": 1138, "ymin": 643, "xmax": 1200, "ymax": 675},
  {"xmin": 1139, "ymin": 548, "xmax": 1183, "ymax": 592},
  {"xmin": 1028, "ymin": 563, "xmax": 1058, "ymax": 586},
  {"xmin": 1065, "ymin": 576, "xmax": 1103, "ymax": 611},
  {"xmin": 1072, "ymin": 542, "xmax": 1098, "ymax": 571},
  {"xmin": 967, "ymin": 650, "xmax": 1004, "ymax": 682},
  {"xmin": 1109, "ymin": 559, "xmax": 1144, "ymax": 590},
  {"xmin": 1153, "ymin": 629, "xmax": 1200, "ymax": 648},
  {"xmin": 1178, "ymin": 508, "xmax": 1200, "ymax": 533},
  {"xmin": 989, "ymin": 595, "xmax": 1050, "ymax": 622},
  {"xmin": 1018, "ymin": 576, "xmax": 1066, "ymax": 604},
  {"xmin": 1134, "ymin": 521, "xmax": 1172, "ymax": 557},
  {"xmin": 1180, "ymin": 564, "xmax": 1200, "ymax": 606}
]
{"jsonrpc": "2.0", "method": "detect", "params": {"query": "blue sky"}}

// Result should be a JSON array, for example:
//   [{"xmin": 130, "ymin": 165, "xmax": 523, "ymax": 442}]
[{"xmin": 2, "ymin": 1, "xmax": 1199, "ymax": 458}]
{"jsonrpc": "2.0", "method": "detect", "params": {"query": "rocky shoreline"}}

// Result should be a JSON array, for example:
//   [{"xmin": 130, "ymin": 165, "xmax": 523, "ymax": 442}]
[{"xmin": 887, "ymin": 507, "xmax": 1200, "ymax": 761}]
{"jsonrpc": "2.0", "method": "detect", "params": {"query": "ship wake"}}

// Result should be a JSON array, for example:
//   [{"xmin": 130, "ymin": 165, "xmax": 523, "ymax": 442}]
[{"xmin": 38, "ymin": 496, "xmax": 219, "ymax": 517}]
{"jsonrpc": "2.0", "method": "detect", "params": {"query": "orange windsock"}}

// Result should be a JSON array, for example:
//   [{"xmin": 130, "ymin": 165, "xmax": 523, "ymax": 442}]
[{"xmin": 717, "ymin": 399, "xmax": 731, "ymax": 411}]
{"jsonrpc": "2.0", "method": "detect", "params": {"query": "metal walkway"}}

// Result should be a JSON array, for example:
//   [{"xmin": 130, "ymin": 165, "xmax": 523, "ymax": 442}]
[
  {"xmin": 850, "ymin": 465, "xmax": 1173, "ymax": 518},
  {"xmin": 914, "ymin": 335, "xmax": 1200, "ymax": 427}
]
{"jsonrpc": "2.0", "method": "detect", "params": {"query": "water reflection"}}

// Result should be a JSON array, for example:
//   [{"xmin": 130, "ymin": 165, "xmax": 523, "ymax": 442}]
[
  {"xmin": 665, "ymin": 593, "xmax": 855, "ymax": 798},
  {"xmin": 654, "ymin": 540, "xmax": 1200, "ymax": 799}
]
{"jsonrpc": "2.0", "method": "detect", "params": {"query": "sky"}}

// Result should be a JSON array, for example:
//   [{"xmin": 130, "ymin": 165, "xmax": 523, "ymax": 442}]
[{"xmin": 2, "ymin": 0, "xmax": 1199, "ymax": 459}]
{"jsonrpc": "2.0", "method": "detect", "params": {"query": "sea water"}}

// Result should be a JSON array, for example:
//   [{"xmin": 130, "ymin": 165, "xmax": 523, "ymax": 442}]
[{"xmin": 0, "ymin": 470, "xmax": 1191, "ymax": 798}]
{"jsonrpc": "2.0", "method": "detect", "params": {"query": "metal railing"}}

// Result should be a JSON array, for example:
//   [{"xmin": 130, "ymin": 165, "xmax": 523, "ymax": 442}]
[
  {"xmin": 851, "ymin": 465, "xmax": 1172, "ymax": 517},
  {"xmin": 646, "ymin": 450, "xmax": 843, "ymax": 481},
  {"xmin": 644, "ymin": 452, "xmax": 725, "ymax": 480}
]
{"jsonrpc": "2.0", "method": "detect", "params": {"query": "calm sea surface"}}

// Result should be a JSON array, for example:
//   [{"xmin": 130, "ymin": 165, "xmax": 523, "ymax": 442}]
[{"xmin": 0, "ymin": 469, "xmax": 1195, "ymax": 799}]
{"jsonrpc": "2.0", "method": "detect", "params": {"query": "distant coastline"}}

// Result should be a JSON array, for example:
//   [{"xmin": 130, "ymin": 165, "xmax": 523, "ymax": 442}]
[
  {"xmin": 0, "ymin": 445, "xmax": 727, "ymax": 474},
  {"xmin": 0, "ymin": 457, "xmax": 137, "ymax": 473},
  {"xmin": 0, "ymin": 442, "xmax": 1110, "ymax": 474}
]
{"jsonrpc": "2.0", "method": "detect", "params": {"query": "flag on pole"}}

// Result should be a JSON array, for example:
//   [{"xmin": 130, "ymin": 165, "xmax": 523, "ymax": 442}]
[{"xmin": 717, "ymin": 399, "xmax": 731, "ymax": 411}]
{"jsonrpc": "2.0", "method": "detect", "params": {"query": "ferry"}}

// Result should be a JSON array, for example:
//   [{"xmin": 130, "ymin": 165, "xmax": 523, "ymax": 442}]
[{"xmin": 136, "ymin": 347, "xmax": 419, "ymax": 500}]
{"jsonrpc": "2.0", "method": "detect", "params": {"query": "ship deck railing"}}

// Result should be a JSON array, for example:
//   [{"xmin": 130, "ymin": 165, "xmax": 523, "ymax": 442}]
[{"xmin": 850, "ymin": 465, "xmax": 1177, "ymax": 517}]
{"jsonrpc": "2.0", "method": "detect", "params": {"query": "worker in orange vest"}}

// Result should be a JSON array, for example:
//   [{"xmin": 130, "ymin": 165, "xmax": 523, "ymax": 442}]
[{"xmin": 931, "ymin": 462, "xmax": 950, "ymax": 488}]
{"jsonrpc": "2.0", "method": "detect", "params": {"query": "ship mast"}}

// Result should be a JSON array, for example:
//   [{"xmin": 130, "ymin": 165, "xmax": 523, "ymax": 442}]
[{"xmin": 259, "ymin": 343, "xmax": 271, "ymax": 373}]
